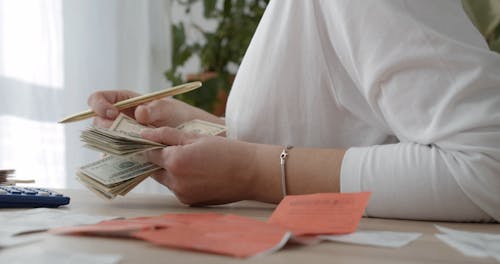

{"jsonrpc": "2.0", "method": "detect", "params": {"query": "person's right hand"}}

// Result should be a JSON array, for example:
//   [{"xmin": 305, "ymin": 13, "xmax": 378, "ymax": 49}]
[
  {"xmin": 88, "ymin": 89, "xmax": 223, "ymax": 129},
  {"xmin": 87, "ymin": 90, "xmax": 139, "ymax": 128}
]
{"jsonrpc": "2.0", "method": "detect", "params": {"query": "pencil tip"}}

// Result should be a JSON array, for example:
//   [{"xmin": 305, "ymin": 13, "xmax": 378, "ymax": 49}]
[{"xmin": 58, "ymin": 118, "xmax": 70, "ymax": 124}]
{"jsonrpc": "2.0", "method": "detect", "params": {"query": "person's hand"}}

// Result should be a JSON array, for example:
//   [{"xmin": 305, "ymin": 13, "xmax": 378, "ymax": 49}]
[
  {"xmin": 88, "ymin": 90, "xmax": 221, "ymax": 128},
  {"xmin": 140, "ymin": 127, "xmax": 258, "ymax": 205},
  {"xmin": 87, "ymin": 90, "xmax": 139, "ymax": 128}
]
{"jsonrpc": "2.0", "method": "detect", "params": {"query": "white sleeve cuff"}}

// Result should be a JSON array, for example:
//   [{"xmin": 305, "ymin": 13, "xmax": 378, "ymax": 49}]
[
  {"xmin": 338, "ymin": 144, "xmax": 493, "ymax": 221},
  {"xmin": 340, "ymin": 147, "xmax": 365, "ymax": 193}
]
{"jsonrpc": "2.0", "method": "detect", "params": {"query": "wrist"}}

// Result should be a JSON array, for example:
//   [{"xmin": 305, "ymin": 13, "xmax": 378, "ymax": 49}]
[
  {"xmin": 227, "ymin": 141, "xmax": 260, "ymax": 201},
  {"xmin": 248, "ymin": 144, "xmax": 283, "ymax": 203}
]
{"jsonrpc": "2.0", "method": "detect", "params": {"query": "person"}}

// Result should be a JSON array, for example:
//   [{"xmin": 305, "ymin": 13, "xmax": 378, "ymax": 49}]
[{"xmin": 88, "ymin": 0, "xmax": 500, "ymax": 222}]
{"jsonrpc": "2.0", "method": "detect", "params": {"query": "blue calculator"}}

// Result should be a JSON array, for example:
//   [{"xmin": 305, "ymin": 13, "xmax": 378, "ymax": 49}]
[{"xmin": 0, "ymin": 186, "xmax": 70, "ymax": 208}]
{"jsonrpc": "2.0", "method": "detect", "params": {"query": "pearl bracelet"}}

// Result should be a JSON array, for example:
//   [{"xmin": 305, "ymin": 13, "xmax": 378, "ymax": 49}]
[{"xmin": 280, "ymin": 145, "xmax": 294, "ymax": 198}]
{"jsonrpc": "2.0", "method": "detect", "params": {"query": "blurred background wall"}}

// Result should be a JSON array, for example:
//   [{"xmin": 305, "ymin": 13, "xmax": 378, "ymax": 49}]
[{"xmin": 0, "ymin": 0, "xmax": 172, "ymax": 193}]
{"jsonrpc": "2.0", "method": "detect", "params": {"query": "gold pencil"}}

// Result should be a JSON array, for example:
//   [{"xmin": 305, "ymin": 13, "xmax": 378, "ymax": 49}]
[{"xmin": 59, "ymin": 81, "xmax": 202, "ymax": 124}]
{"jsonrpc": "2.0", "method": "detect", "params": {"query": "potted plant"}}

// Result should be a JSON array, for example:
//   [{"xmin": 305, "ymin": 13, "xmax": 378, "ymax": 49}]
[
  {"xmin": 165, "ymin": 0, "xmax": 269, "ymax": 116},
  {"xmin": 462, "ymin": 0, "xmax": 500, "ymax": 53}
]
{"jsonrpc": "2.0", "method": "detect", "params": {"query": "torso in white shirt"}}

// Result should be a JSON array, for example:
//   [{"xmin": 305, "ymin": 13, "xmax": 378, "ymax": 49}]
[
  {"xmin": 224, "ymin": 0, "xmax": 500, "ymax": 222},
  {"xmin": 226, "ymin": 1, "xmax": 391, "ymax": 148}
]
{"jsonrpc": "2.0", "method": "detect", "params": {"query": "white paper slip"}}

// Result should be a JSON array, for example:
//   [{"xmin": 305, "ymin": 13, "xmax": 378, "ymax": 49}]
[
  {"xmin": 0, "ymin": 208, "xmax": 118, "ymax": 236},
  {"xmin": 319, "ymin": 230, "xmax": 422, "ymax": 248},
  {"xmin": 0, "ymin": 248, "xmax": 122, "ymax": 264},
  {"xmin": 435, "ymin": 225, "xmax": 500, "ymax": 262},
  {"xmin": 290, "ymin": 235, "xmax": 322, "ymax": 245}
]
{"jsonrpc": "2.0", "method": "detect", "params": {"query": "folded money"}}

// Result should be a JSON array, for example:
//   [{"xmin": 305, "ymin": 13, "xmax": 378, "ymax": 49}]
[
  {"xmin": 81, "ymin": 114, "xmax": 162, "ymax": 156},
  {"xmin": 0, "ymin": 169, "xmax": 15, "ymax": 185},
  {"xmin": 81, "ymin": 114, "xmax": 226, "ymax": 156},
  {"xmin": 77, "ymin": 154, "xmax": 158, "ymax": 199},
  {"xmin": 0, "ymin": 169, "xmax": 35, "ymax": 186},
  {"xmin": 77, "ymin": 114, "xmax": 227, "ymax": 199}
]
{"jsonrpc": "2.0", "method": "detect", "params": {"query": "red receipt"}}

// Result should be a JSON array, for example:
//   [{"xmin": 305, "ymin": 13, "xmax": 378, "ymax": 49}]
[
  {"xmin": 51, "ymin": 193, "xmax": 371, "ymax": 258},
  {"xmin": 133, "ymin": 214, "xmax": 291, "ymax": 258},
  {"xmin": 268, "ymin": 192, "xmax": 371, "ymax": 236},
  {"xmin": 51, "ymin": 213, "xmax": 222, "ymax": 237}
]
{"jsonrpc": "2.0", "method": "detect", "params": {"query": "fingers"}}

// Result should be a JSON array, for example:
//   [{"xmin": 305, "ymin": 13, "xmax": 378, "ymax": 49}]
[
  {"xmin": 150, "ymin": 170, "xmax": 197, "ymax": 205},
  {"xmin": 134, "ymin": 98, "xmax": 180, "ymax": 127},
  {"xmin": 143, "ymin": 148, "xmax": 168, "ymax": 168},
  {"xmin": 146, "ymin": 150, "xmax": 194, "ymax": 205},
  {"xmin": 140, "ymin": 126, "xmax": 199, "ymax": 146},
  {"xmin": 87, "ymin": 90, "xmax": 138, "ymax": 119},
  {"xmin": 143, "ymin": 145, "xmax": 189, "ymax": 180},
  {"xmin": 151, "ymin": 170, "xmax": 173, "ymax": 189},
  {"xmin": 145, "ymin": 147, "xmax": 185, "ymax": 195}
]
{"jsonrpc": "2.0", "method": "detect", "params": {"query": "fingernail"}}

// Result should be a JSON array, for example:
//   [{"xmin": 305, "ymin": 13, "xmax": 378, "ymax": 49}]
[
  {"xmin": 146, "ymin": 106, "xmax": 157, "ymax": 122},
  {"xmin": 137, "ymin": 105, "xmax": 151, "ymax": 123},
  {"xmin": 106, "ymin": 109, "xmax": 118, "ymax": 119}
]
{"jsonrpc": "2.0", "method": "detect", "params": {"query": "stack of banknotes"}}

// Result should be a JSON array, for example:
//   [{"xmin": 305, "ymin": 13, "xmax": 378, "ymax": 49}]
[
  {"xmin": 0, "ymin": 169, "xmax": 35, "ymax": 185},
  {"xmin": 0, "ymin": 169, "xmax": 15, "ymax": 185},
  {"xmin": 77, "ymin": 114, "xmax": 226, "ymax": 199}
]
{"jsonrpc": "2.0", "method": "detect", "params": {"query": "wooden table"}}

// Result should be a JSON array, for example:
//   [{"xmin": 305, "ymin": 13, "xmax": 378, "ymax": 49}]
[{"xmin": 1, "ymin": 189, "xmax": 499, "ymax": 263}]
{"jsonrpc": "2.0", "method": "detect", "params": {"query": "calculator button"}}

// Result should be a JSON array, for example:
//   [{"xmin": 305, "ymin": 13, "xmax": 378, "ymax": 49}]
[
  {"xmin": 37, "ymin": 192, "xmax": 50, "ymax": 196},
  {"xmin": 0, "ymin": 189, "xmax": 7, "ymax": 195}
]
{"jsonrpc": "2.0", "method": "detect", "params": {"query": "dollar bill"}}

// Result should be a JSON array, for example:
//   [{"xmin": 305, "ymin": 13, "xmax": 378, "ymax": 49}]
[
  {"xmin": 78, "ymin": 113, "xmax": 227, "ymax": 199},
  {"xmin": 76, "ymin": 155, "xmax": 156, "ymax": 199},
  {"xmin": 81, "ymin": 114, "xmax": 225, "ymax": 156},
  {"xmin": 176, "ymin": 119, "xmax": 227, "ymax": 136},
  {"xmin": 81, "ymin": 115, "xmax": 163, "ymax": 156},
  {"xmin": 0, "ymin": 169, "xmax": 35, "ymax": 186},
  {"xmin": 109, "ymin": 113, "xmax": 149, "ymax": 137},
  {"xmin": 0, "ymin": 169, "xmax": 15, "ymax": 185},
  {"xmin": 79, "ymin": 154, "xmax": 158, "ymax": 186},
  {"xmin": 0, "ymin": 169, "xmax": 15, "ymax": 175}
]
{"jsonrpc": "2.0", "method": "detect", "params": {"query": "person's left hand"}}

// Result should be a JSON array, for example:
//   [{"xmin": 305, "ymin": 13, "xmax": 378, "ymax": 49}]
[{"xmin": 140, "ymin": 127, "xmax": 258, "ymax": 205}]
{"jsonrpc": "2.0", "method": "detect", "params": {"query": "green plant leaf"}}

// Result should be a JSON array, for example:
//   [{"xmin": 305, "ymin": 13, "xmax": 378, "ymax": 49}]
[
  {"xmin": 462, "ymin": 0, "xmax": 500, "ymax": 53},
  {"xmin": 170, "ymin": 23, "xmax": 187, "ymax": 65},
  {"xmin": 203, "ymin": 0, "xmax": 217, "ymax": 18},
  {"xmin": 223, "ymin": 0, "xmax": 232, "ymax": 18},
  {"xmin": 167, "ymin": 0, "xmax": 270, "ymax": 113}
]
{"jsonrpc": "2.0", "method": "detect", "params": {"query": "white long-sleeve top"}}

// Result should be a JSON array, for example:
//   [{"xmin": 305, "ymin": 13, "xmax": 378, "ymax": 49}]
[{"xmin": 226, "ymin": 0, "xmax": 500, "ymax": 222}]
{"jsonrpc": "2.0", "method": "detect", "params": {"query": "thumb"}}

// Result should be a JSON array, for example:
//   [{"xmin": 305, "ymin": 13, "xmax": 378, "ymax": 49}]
[{"xmin": 140, "ymin": 126, "xmax": 198, "ymax": 146}]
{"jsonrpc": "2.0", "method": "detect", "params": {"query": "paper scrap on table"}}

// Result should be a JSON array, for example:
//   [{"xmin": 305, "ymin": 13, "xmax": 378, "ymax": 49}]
[
  {"xmin": 435, "ymin": 225, "xmax": 500, "ymax": 262},
  {"xmin": 319, "ymin": 230, "xmax": 421, "ymax": 248},
  {"xmin": 54, "ymin": 213, "xmax": 291, "ymax": 258},
  {"xmin": 133, "ymin": 214, "xmax": 292, "ymax": 258},
  {"xmin": 53, "ymin": 192, "xmax": 375, "ymax": 258},
  {"xmin": 52, "ymin": 213, "xmax": 222, "ymax": 237},
  {"xmin": 0, "ymin": 208, "xmax": 117, "ymax": 248},
  {"xmin": 268, "ymin": 192, "xmax": 371, "ymax": 236},
  {"xmin": 0, "ymin": 248, "xmax": 121, "ymax": 264}
]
